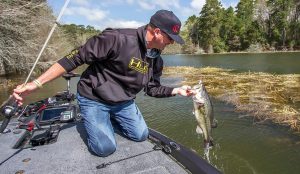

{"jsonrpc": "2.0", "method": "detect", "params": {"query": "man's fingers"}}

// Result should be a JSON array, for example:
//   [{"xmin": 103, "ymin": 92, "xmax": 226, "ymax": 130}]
[
  {"xmin": 17, "ymin": 101, "xmax": 23, "ymax": 106},
  {"xmin": 12, "ymin": 93, "xmax": 23, "ymax": 101},
  {"xmin": 181, "ymin": 85, "xmax": 191, "ymax": 90},
  {"xmin": 14, "ymin": 88, "xmax": 23, "ymax": 94},
  {"xmin": 186, "ymin": 90, "xmax": 193, "ymax": 96}
]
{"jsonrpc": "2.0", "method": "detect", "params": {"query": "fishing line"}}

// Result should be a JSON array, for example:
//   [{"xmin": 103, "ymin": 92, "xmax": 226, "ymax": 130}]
[
  {"xmin": 24, "ymin": 0, "xmax": 71, "ymax": 85},
  {"xmin": 0, "ymin": 0, "xmax": 71, "ymax": 133}
]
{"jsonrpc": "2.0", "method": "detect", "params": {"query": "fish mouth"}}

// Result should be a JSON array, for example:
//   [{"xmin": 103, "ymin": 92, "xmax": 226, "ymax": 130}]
[
  {"xmin": 196, "ymin": 102, "xmax": 204, "ymax": 106},
  {"xmin": 192, "ymin": 96, "xmax": 205, "ymax": 105},
  {"xmin": 193, "ymin": 99, "xmax": 205, "ymax": 106}
]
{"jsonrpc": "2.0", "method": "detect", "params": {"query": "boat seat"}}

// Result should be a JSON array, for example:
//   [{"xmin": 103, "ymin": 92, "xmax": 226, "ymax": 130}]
[{"xmin": 62, "ymin": 72, "xmax": 80, "ymax": 80}]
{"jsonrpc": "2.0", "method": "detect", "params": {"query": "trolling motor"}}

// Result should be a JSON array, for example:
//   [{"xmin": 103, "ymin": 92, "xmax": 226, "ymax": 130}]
[{"xmin": 54, "ymin": 72, "xmax": 81, "ymax": 101}]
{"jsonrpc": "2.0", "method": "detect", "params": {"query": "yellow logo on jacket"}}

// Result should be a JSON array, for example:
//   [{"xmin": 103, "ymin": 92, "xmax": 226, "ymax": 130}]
[
  {"xmin": 128, "ymin": 57, "xmax": 149, "ymax": 74},
  {"xmin": 66, "ymin": 49, "xmax": 79, "ymax": 59}
]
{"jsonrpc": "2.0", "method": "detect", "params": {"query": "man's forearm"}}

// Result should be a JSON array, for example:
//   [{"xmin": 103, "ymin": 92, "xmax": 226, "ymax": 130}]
[{"xmin": 36, "ymin": 63, "xmax": 67, "ymax": 85}]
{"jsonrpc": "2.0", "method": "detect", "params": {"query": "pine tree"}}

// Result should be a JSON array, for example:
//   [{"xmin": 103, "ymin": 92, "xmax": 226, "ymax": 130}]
[
  {"xmin": 196, "ymin": 0, "xmax": 224, "ymax": 53},
  {"xmin": 235, "ymin": 0, "xmax": 256, "ymax": 49},
  {"xmin": 220, "ymin": 7, "xmax": 239, "ymax": 51},
  {"xmin": 267, "ymin": 0, "xmax": 294, "ymax": 49}
]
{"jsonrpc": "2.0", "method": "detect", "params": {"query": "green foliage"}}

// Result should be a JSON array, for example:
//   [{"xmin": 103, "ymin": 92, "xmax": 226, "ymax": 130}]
[
  {"xmin": 197, "ymin": 0, "xmax": 224, "ymax": 53},
  {"xmin": 60, "ymin": 24, "xmax": 100, "ymax": 47},
  {"xmin": 183, "ymin": 0, "xmax": 300, "ymax": 53},
  {"xmin": 220, "ymin": 7, "xmax": 237, "ymax": 51},
  {"xmin": 267, "ymin": 0, "xmax": 293, "ymax": 48}
]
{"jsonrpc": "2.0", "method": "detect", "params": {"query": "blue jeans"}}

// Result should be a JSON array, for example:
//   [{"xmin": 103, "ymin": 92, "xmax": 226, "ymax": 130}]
[{"xmin": 77, "ymin": 93, "xmax": 149, "ymax": 157}]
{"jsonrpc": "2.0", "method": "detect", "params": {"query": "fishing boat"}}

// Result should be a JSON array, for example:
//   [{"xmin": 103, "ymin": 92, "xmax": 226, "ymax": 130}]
[
  {"xmin": 0, "ymin": 0, "xmax": 222, "ymax": 172},
  {"xmin": 0, "ymin": 72, "xmax": 221, "ymax": 174}
]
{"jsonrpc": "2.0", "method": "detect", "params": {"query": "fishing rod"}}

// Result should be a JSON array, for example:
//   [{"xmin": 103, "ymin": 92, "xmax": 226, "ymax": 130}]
[{"xmin": 0, "ymin": 0, "xmax": 71, "ymax": 133}]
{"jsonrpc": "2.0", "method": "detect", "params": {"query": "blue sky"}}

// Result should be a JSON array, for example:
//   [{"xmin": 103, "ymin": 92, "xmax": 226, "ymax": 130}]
[{"xmin": 47, "ymin": 0, "xmax": 239, "ymax": 30}]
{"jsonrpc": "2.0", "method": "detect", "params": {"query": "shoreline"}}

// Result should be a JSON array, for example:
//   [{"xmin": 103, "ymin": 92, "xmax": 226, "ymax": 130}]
[
  {"xmin": 163, "ymin": 50, "xmax": 300, "ymax": 56},
  {"xmin": 199, "ymin": 50, "xmax": 300, "ymax": 55}
]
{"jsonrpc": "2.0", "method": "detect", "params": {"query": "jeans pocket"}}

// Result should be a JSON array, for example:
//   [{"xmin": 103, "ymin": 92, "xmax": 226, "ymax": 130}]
[{"xmin": 93, "ymin": 81, "xmax": 132, "ymax": 103}]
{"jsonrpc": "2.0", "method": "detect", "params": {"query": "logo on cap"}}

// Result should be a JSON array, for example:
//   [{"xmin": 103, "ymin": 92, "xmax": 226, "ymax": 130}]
[{"xmin": 172, "ymin": 25, "xmax": 180, "ymax": 33}]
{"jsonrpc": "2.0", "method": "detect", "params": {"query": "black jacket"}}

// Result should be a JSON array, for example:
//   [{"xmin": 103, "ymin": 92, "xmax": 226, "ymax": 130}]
[{"xmin": 57, "ymin": 25, "xmax": 174, "ymax": 105}]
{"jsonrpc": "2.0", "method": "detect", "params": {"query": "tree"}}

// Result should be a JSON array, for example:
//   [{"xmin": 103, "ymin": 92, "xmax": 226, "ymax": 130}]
[
  {"xmin": 183, "ymin": 15, "xmax": 198, "ymax": 46},
  {"xmin": 288, "ymin": 0, "xmax": 300, "ymax": 49},
  {"xmin": 267, "ymin": 0, "xmax": 294, "ymax": 49},
  {"xmin": 197, "ymin": 0, "xmax": 224, "ymax": 53},
  {"xmin": 180, "ymin": 15, "xmax": 199, "ymax": 53},
  {"xmin": 0, "ymin": 0, "xmax": 61, "ymax": 75},
  {"xmin": 60, "ymin": 24, "xmax": 100, "ymax": 47},
  {"xmin": 177, "ymin": 0, "xmax": 300, "ymax": 53},
  {"xmin": 235, "ymin": 0, "xmax": 256, "ymax": 49},
  {"xmin": 220, "ymin": 7, "xmax": 239, "ymax": 51}
]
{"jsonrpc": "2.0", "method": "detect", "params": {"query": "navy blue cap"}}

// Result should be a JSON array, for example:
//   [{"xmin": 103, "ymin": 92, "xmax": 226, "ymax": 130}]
[{"xmin": 150, "ymin": 10, "xmax": 184, "ymax": 44}]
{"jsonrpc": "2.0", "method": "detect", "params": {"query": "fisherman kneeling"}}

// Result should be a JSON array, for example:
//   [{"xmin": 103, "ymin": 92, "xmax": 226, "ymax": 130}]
[{"xmin": 13, "ymin": 10, "xmax": 193, "ymax": 157}]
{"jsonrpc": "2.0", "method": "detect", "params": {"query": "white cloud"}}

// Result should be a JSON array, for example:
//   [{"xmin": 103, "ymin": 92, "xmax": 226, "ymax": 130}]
[
  {"xmin": 98, "ymin": 0, "xmax": 124, "ymax": 7},
  {"xmin": 154, "ymin": 0, "xmax": 180, "ymax": 9},
  {"xmin": 135, "ymin": 0, "xmax": 180, "ymax": 10},
  {"xmin": 190, "ymin": 0, "xmax": 205, "ymax": 11},
  {"xmin": 137, "ymin": 1, "xmax": 155, "ymax": 10},
  {"xmin": 73, "ymin": 0, "xmax": 90, "ymax": 6},
  {"xmin": 126, "ymin": 0, "xmax": 134, "ymax": 4},
  {"xmin": 65, "ymin": 7, "xmax": 108, "ymax": 22},
  {"xmin": 180, "ymin": 7, "xmax": 198, "ymax": 18},
  {"xmin": 176, "ymin": 0, "xmax": 204, "ymax": 20},
  {"xmin": 102, "ymin": 19, "xmax": 145, "ymax": 29}
]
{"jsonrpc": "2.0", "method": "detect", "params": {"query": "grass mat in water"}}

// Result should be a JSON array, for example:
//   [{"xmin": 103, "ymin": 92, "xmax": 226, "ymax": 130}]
[{"xmin": 164, "ymin": 66, "xmax": 300, "ymax": 132}]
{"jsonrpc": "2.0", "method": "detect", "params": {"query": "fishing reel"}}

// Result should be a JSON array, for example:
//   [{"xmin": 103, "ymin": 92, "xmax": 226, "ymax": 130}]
[
  {"xmin": 0, "ymin": 97, "xmax": 20, "ymax": 133},
  {"xmin": 2, "ymin": 105, "xmax": 16, "ymax": 117}
]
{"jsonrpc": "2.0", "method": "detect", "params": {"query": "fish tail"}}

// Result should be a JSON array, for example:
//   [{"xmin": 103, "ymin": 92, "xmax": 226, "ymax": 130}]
[
  {"xmin": 203, "ymin": 139, "xmax": 214, "ymax": 148},
  {"xmin": 209, "ymin": 140, "xmax": 214, "ymax": 147}
]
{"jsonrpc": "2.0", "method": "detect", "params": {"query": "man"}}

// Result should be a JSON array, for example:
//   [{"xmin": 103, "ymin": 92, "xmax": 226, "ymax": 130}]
[{"xmin": 13, "ymin": 10, "xmax": 192, "ymax": 157}]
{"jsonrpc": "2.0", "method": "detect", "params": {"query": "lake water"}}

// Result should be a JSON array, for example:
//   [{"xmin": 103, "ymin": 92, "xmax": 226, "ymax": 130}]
[
  {"xmin": 1, "ymin": 52, "xmax": 300, "ymax": 174},
  {"xmin": 163, "ymin": 52, "xmax": 300, "ymax": 74}
]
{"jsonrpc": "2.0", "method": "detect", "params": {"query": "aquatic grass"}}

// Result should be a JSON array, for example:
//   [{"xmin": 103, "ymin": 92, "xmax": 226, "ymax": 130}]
[{"xmin": 164, "ymin": 66, "xmax": 300, "ymax": 132}]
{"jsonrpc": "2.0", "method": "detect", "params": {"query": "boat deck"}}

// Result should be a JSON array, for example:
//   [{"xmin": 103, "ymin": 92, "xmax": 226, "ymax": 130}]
[{"xmin": 0, "ymin": 121, "xmax": 188, "ymax": 174}]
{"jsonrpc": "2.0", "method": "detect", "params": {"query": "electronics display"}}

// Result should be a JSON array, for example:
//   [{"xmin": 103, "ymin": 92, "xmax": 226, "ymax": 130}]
[{"xmin": 40, "ymin": 107, "xmax": 68, "ymax": 122}]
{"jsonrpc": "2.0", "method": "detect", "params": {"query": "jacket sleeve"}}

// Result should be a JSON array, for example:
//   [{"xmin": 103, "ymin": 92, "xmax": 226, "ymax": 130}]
[
  {"xmin": 57, "ymin": 29, "xmax": 119, "ymax": 72},
  {"xmin": 146, "ymin": 57, "xmax": 175, "ymax": 98}
]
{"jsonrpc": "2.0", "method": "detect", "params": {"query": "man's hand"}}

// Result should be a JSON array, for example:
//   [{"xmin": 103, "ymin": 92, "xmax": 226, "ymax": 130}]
[
  {"xmin": 172, "ymin": 85, "xmax": 194, "ymax": 97},
  {"xmin": 12, "ymin": 82, "xmax": 38, "ymax": 106},
  {"xmin": 11, "ymin": 63, "xmax": 67, "ymax": 106}
]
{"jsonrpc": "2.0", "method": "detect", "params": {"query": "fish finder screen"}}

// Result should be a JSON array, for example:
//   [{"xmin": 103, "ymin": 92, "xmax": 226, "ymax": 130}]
[{"xmin": 40, "ymin": 107, "xmax": 67, "ymax": 121}]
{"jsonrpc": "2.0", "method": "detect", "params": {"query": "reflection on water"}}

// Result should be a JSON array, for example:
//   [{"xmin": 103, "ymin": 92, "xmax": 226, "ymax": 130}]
[{"xmin": 1, "ymin": 53, "xmax": 300, "ymax": 174}]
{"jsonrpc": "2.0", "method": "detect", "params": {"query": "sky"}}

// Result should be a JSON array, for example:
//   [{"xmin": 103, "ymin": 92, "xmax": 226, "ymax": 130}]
[{"xmin": 47, "ymin": 0, "xmax": 239, "ymax": 30}]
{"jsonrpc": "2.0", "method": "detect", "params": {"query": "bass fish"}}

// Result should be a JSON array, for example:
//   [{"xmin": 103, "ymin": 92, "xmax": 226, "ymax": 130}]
[{"xmin": 192, "ymin": 80, "xmax": 217, "ymax": 149}]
